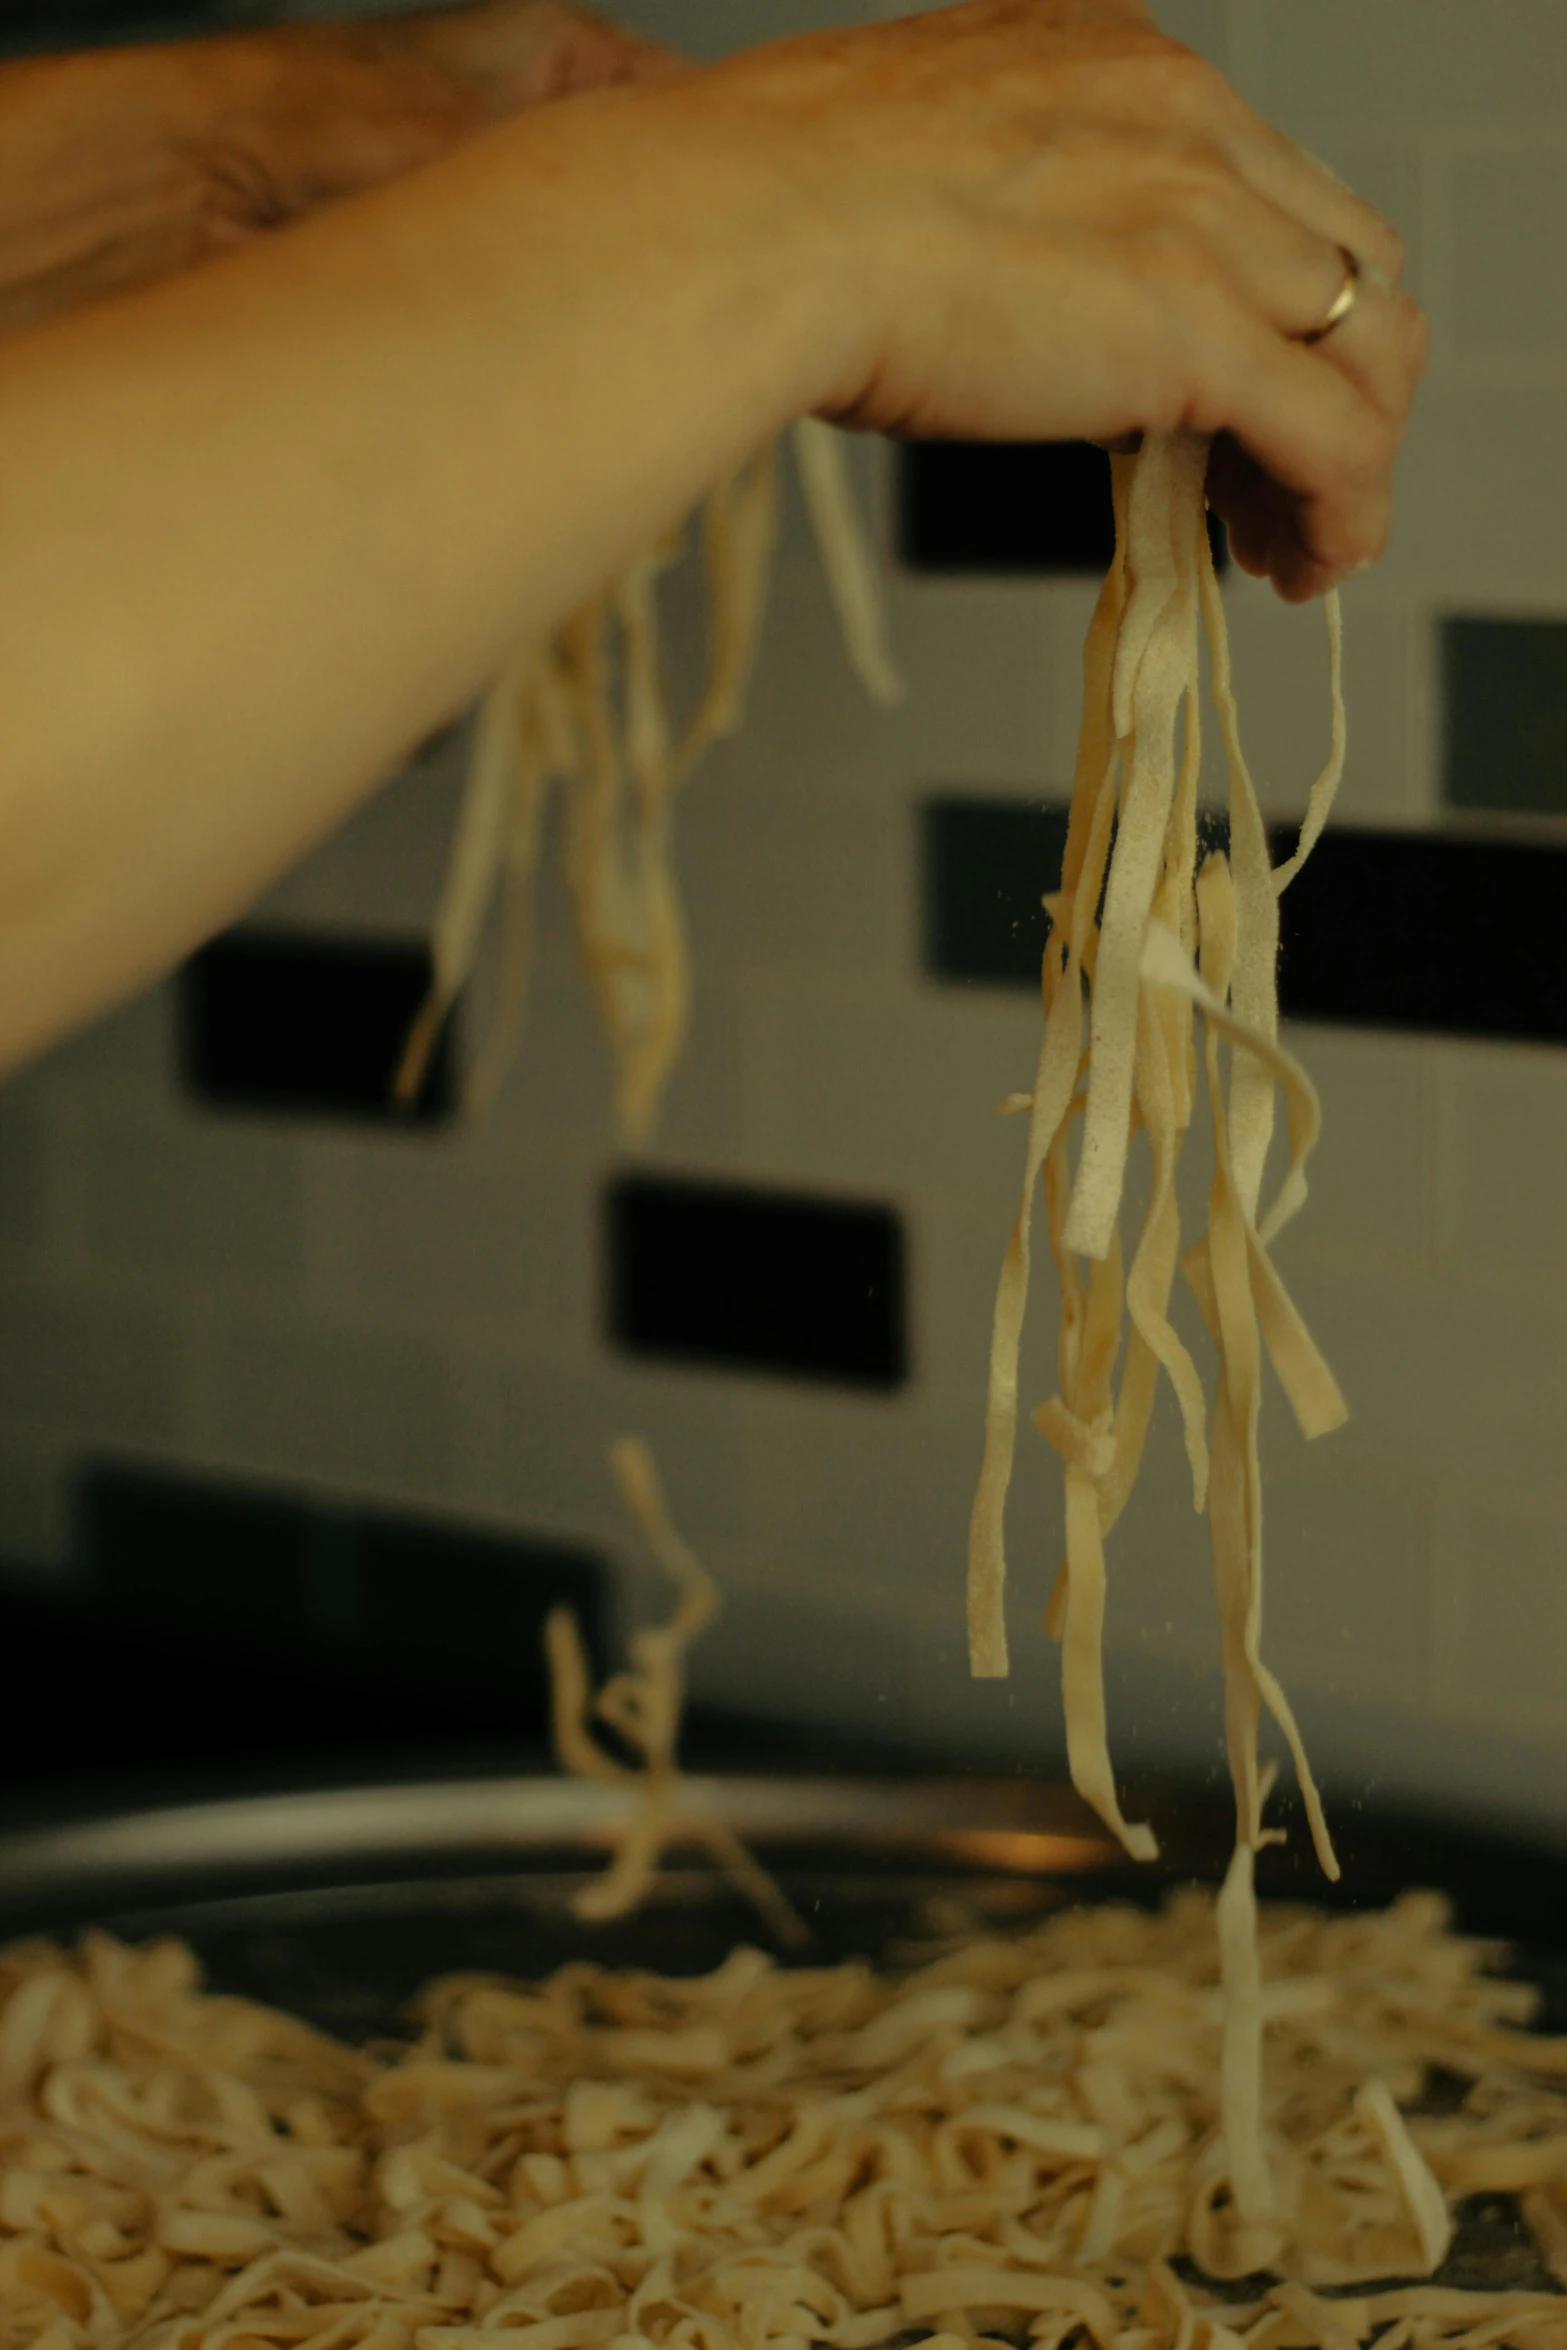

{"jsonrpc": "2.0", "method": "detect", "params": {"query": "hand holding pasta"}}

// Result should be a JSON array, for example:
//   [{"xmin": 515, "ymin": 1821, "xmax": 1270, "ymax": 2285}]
[
  {"xmin": 0, "ymin": 0, "xmax": 1424, "ymax": 1077},
  {"xmin": 689, "ymin": 0, "xmax": 1425, "ymax": 600}
]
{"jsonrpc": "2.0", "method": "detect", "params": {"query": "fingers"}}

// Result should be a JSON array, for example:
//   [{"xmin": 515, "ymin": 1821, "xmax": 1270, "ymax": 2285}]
[
  {"xmin": 1194, "ymin": 318, "xmax": 1394, "ymax": 598},
  {"xmin": 1105, "ymin": 39, "xmax": 1419, "ymax": 593},
  {"xmin": 1201, "ymin": 241, "xmax": 1424, "ymax": 595},
  {"xmin": 1139, "ymin": 45, "xmax": 1406, "ymax": 289},
  {"xmin": 1230, "ymin": 114, "xmax": 1407, "ymax": 291},
  {"xmin": 385, "ymin": 0, "xmax": 682, "ymax": 116}
]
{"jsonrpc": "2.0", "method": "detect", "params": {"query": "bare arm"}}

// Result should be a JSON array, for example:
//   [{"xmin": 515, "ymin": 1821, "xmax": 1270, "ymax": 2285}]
[
  {"xmin": 0, "ymin": 1, "xmax": 671, "ymax": 332},
  {"xmin": 0, "ymin": 0, "xmax": 1425, "ymax": 1079}
]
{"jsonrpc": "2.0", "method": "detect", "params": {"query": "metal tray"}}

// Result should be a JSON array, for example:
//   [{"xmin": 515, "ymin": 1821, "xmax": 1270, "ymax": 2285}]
[
  {"xmin": 4, "ymin": 1770, "xmax": 1567, "ymax": 2036},
  {"xmin": 4, "ymin": 1771, "xmax": 1566, "ymax": 2298},
  {"xmin": 0, "ymin": 1773, "xmax": 1128, "ymax": 2036}
]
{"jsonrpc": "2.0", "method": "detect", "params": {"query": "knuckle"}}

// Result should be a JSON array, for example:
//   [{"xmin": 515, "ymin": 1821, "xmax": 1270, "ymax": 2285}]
[
  {"xmin": 1396, "ymin": 291, "xmax": 1430, "ymax": 374},
  {"xmin": 1137, "ymin": 42, "xmax": 1229, "ymax": 122},
  {"xmin": 1135, "ymin": 212, "xmax": 1221, "ymax": 298},
  {"xmin": 1373, "ymin": 217, "xmax": 1407, "ymax": 281}
]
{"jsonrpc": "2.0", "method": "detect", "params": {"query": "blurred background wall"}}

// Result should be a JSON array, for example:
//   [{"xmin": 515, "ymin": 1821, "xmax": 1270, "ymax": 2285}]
[{"xmin": 1, "ymin": 0, "xmax": 1566, "ymax": 1831}]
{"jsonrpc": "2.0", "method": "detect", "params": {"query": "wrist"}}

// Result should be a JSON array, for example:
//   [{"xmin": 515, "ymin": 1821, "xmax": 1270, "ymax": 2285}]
[{"xmin": 634, "ymin": 62, "xmax": 870, "ymax": 431}]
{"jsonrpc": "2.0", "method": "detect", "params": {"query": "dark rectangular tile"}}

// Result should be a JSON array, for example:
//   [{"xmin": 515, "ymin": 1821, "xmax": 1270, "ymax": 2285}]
[
  {"xmin": 1443, "ymin": 615, "xmax": 1567, "ymax": 816},
  {"xmin": 179, "ymin": 930, "xmax": 452, "ymax": 1124},
  {"xmin": 607, "ymin": 1174, "xmax": 907, "ymax": 1389},
  {"xmin": 899, "ymin": 440, "xmax": 1227, "ymax": 576},
  {"xmin": 923, "ymin": 797, "xmax": 1066, "ymax": 985},
  {"xmin": 923, "ymin": 796, "xmax": 1567, "ymax": 1046},
  {"xmin": 75, "ymin": 1457, "xmax": 607, "ymax": 1745},
  {"xmin": 1275, "ymin": 826, "xmax": 1567, "ymax": 1043}
]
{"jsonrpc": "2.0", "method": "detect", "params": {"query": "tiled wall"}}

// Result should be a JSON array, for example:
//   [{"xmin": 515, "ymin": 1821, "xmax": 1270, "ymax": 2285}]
[{"xmin": 3, "ymin": 0, "xmax": 1567, "ymax": 1840}]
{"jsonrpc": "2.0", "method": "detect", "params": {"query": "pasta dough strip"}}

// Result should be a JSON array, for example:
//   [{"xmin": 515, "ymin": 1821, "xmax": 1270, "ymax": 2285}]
[
  {"xmin": 402, "ymin": 425, "xmax": 895, "ymax": 1140},
  {"xmin": 970, "ymin": 429, "xmax": 1349, "ymax": 2226},
  {"xmin": 547, "ymin": 1437, "xmax": 806, "ymax": 1948}
]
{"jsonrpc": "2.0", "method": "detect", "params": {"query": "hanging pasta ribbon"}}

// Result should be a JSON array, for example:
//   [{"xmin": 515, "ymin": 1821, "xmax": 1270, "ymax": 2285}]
[
  {"xmin": 546, "ymin": 1435, "xmax": 807, "ymax": 1946},
  {"xmin": 969, "ymin": 425, "xmax": 1350, "ymax": 2225},
  {"xmin": 398, "ymin": 423, "xmax": 901, "ymax": 1135}
]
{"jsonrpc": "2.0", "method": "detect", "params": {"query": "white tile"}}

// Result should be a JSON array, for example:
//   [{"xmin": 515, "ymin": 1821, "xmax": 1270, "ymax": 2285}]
[
  {"xmin": 741, "ymin": 968, "xmax": 1049, "ymax": 1204},
  {"xmin": 1253, "ymin": 1440, "xmax": 1435, "ymax": 1702},
  {"xmin": 680, "ymin": 1558, "xmax": 919, "ymax": 1737},
  {"xmin": 740, "ymin": 549, "xmax": 908, "ymax": 795},
  {"xmin": 678, "ymin": 765, "xmax": 909, "ymax": 988},
  {"xmin": 880, "ymin": 577, "xmax": 1056, "ymax": 793},
  {"xmin": 199, "ymin": 1307, "xmax": 456, "ymax": 1505},
  {"xmin": 451, "ymin": 1346, "xmax": 759, "ymax": 1565},
  {"xmin": 83, "ymin": 1116, "xmax": 308, "ymax": 1292},
  {"xmin": 743, "ymin": 1384, "xmax": 975, "ymax": 1612},
  {"xmin": 1431, "ymin": 1039, "xmax": 1567, "ymax": 1290},
  {"xmin": 1436, "ymin": 1478, "xmax": 1567, "ymax": 1728},
  {"xmin": 7, "ymin": 983, "xmax": 174, "ymax": 1120},
  {"xmin": 1378, "ymin": 380, "xmax": 1567, "ymax": 607},
  {"xmin": 1276, "ymin": 1023, "xmax": 1434, "ymax": 1272},
  {"xmin": 1042, "ymin": 582, "xmax": 1110, "ymax": 792},
  {"xmin": 0, "ymin": 1275, "xmax": 189, "ymax": 1453},
  {"xmin": 1256, "ymin": 0, "xmax": 1567, "ymax": 133},
  {"xmin": 335, "ymin": 1127, "xmax": 594, "ymax": 1344},
  {"xmin": 1278, "ymin": 1255, "xmax": 1567, "ymax": 1494},
  {"xmin": 1223, "ymin": 577, "xmax": 1413, "ymax": 823},
  {"xmin": 916, "ymin": 1142, "xmax": 1082, "ymax": 1427},
  {"xmin": 1448, "ymin": 150, "xmax": 1567, "ymax": 362}
]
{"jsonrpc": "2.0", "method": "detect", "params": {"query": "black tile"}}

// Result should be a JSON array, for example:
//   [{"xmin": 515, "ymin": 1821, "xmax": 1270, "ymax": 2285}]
[
  {"xmin": 607, "ymin": 1174, "xmax": 907, "ymax": 1390},
  {"xmin": 899, "ymin": 440, "xmax": 1227, "ymax": 576},
  {"xmin": 179, "ymin": 930, "xmax": 452, "ymax": 1124},
  {"xmin": 68, "ymin": 1461, "xmax": 608, "ymax": 1776},
  {"xmin": 1275, "ymin": 827, "xmax": 1567, "ymax": 1044},
  {"xmin": 1443, "ymin": 616, "xmax": 1567, "ymax": 816},
  {"xmin": 923, "ymin": 796, "xmax": 1567, "ymax": 1047},
  {"xmin": 0, "ymin": 0, "xmax": 233, "ymax": 50},
  {"xmin": 923, "ymin": 797, "xmax": 1067, "ymax": 985}
]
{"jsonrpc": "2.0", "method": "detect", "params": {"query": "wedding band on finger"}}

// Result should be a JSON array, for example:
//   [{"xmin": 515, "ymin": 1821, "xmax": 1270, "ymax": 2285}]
[{"xmin": 1300, "ymin": 245, "xmax": 1361, "ymax": 343}]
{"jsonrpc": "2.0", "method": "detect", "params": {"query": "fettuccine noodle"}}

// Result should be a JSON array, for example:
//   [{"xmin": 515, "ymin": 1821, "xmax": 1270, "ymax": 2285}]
[
  {"xmin": 546, "ymin": 1438, "xmax": 807, "ymax": 1950},
  {"xmin": 967, "ymin": 430, "xmax": 1348, "ymax": 2218},
  {"xmin": 397, "ymin": 422, "xmax": 902, "ymax": 1135},
  {"xmin": 7, "ymin": 1888, "xmax": 1567, "ymax": 2350}
]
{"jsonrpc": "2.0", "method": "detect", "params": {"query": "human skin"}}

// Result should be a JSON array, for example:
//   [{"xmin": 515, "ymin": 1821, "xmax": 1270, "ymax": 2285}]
[
  {"xmin": 0, "ymin": 0, "xmax": 673, "ymax": 331},
  {"xmin": 0, "ymin": 0, "xmax": 1424, "ymax": 1079}
]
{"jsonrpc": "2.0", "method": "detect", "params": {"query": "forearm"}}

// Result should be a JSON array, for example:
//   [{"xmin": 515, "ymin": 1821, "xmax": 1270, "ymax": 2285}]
[
  {"xmin": 0, "ymin": 77, "xmax": 839, "ymax": 1074},
  {"xmin": 0, "ymin": 40, "xmax": 277, "ymax": 330}
]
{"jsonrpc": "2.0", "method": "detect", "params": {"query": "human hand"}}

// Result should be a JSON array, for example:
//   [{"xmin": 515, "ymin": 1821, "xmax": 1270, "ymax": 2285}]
[
  {"xmin": 687, "ymin": 0, "xmax": 1424, "ymax": 600},
  {"xmin": 191, "ymin": 1, "xmax": 679, "ymax": 242},
  {"xmin": 0, "ymin": 1, "xmax": 676, "ymax": 332}
]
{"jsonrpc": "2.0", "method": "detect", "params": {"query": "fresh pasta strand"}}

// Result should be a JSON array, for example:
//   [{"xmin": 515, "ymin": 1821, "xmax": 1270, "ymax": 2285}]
[
  {"xmin": 547, "ymin": 1435, "xmax": 808, "ymax": 1948},
  {"xmin": 970, "ymin": 429, "xmax": 1349, "ymax": 2219},
  {"xmin": 401, "ymin": 424, "xmax": 895, "ymax": 1137},
  {"xmin": 790, "ymin": 417, "xmax": 906, "ymax": 708}
]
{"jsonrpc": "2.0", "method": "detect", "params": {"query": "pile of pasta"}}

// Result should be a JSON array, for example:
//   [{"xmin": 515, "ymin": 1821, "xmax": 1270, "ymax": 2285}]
[
  {"xmin": 395, "ymin": 420, "xmax": 901, "ymax": 1135},
  {"xmin": 9, "ymin": 1890, "xmax": 1567, "ymax": 2350}
]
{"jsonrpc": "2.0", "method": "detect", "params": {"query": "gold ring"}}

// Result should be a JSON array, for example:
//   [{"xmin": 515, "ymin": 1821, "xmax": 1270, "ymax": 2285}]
[{"xmin": 1301, "ymin": 246, "xmax": 1361, "ymax": 344}]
